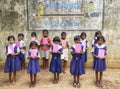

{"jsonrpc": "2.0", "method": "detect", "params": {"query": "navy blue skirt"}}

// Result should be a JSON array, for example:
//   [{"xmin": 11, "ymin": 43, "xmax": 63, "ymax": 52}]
[
  {"xmin": 27, "ymin": 59, "xmax": 40, "ymax": 74},
  {"xmin": 70, "ymin": 58, "xmax": 85, "ymax": 76},
  {"xmin": 4, "ymin": 55, "xmax": 21, "ymax": 73},
  {"xmin": 93, "ymin": 58, "xmax": 106, "ymax": 72},
  {"xmin": 19, "ymin": 52, "xmax": 25, "ymax": 61}
]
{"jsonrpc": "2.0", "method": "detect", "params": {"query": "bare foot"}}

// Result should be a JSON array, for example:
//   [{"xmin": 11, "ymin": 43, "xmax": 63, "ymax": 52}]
[
  {"xmin": 11, "ymin": 80, "xmax": 16, "ymax": 85},
  {"xmin": 7, "ymin": 80, "xmax": 12, "ymax": 86}
]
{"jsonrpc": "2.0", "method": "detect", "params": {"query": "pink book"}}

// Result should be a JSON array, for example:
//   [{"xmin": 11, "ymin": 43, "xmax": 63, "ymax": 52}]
[
  {"xmin": 62, "ymin": 40, "xmax": 66, "ymax": 47},
  {"xmin": 8, "ymin": 45, "xmax": 14, "ymax": 54},
  {"xmin": 31, "ymin": 37, "xmax": 36, "ymax": 41},
  {"xmin": 98, "ymin": 49, "xmax": 105, "ymax": 58},
  {"xmin": 75, "ymin": 44, "xmax": 81, "ymax": 53},
  {"xmin": 16, "ymin": 41, "xmax": 20, "ymax": 47},
  {"xmin": 30, "ymin": 49, "xmax": 37, "ymax": 58},
  {"xmin": 43, "ymin": 38, "xmax": 48, "ymax": 44},
  {"xmin": 53, "ymin": 44, "xmax": 59, "ymax": 53}
]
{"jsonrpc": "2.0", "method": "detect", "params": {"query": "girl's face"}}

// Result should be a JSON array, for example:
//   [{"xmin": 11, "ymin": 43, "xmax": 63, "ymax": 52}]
[
  {"xmin": 31, "ymin": 44, "xmax": 37, "ymax": 49},
  {"xmin": 21, "ymin": 36, "xmax": 24, "ymax": 40},
  {"xmin": 81, "ymin": 35, "xmax": 86, "ymax": 40},
  {"xmin": 18, "ymin": 36, "xmax": 21, "ymax": 41},
  {"xmin": 61, "ymin": 34, "xmax": 66, "ymax": 40},
  {"xmin": 54, "ymin": 41, "xmax": 60, "ymax": 44},
  {"xmin": 98, "ymin": 39, "xmax": 104, "ymax": 45},
  {"xmin": 9, "ymin": 38, "xmax": 15, "ymax": 44},
  {"xmin": 31, "ymin": 35, "xmax": 36, "ymax": 38},
  {"xmin": 43, "ymin": 31, "xmax": 48, "ymax": 37},
  {"xmin": 75, "ymin": 40, "xmax": 80, "ymax": 44}
]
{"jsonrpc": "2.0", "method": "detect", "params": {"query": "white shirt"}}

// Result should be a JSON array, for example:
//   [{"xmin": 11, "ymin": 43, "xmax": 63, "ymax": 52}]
[
  {"xmin": 19, "ymin": 40, "xmax": 26, "ymax": 54},
  {"xmin": 7, "ymin": 43, "xmax": 20, "ymax": 54},
  {"xmin": 91, "ymin": 44, "xmax": 108, "ymax": 54}
]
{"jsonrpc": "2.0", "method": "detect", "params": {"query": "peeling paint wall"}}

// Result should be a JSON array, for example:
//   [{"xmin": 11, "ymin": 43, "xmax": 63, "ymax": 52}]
[{"xmin": 0, "ymin": 0, "xmax": 120, "ymax": 67}]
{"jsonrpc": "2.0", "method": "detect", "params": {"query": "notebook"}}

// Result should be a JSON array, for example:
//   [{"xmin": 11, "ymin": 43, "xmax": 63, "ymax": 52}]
[
  {"xmin": 53, "ymin": 44, "xmax": 59, "ymax": 53},
  {"xmin": 62, "ymin": 40, "xmax": 66, "ymax": 47},
  {"xmin": 30, "ymin": 49, "xmax": 37, "ymax": 58},
  {"xmin": 75, "ymin": 44, "xmax": 81, "ymax": 53},
  {"xmin": 98, "ymin": 49, "xmax": 105, "ymax": 58}
]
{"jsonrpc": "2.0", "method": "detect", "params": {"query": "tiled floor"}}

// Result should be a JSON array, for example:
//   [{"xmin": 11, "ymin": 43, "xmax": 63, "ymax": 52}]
[{"xmin": 0, "ymin": 67, "xmax": 120, "ymax": 89}]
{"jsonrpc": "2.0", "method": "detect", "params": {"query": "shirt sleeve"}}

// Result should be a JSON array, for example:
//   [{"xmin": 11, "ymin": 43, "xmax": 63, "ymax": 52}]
[
  {"xmin": 17, "ymin": 47, "xmax": 20, "ymax": 53},
  {"xmin": 92, "ymin": 39, "xmax": 95, "ymax": 45},
  {"xmin": 91, "ymin": 47, "xmax": 95, "ymax": 52},
  {"xmin": 70, "ymin": 45, "xmax": 75, "ymax": 51}
]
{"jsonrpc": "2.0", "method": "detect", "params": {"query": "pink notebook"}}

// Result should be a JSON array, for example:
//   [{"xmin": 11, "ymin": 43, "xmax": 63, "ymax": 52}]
[
  {"xmin": 16, "ymin": 41, "xmax": 20, "ymax": 47},
  {"xmin": 75, "ymin": 44, "xmax": 81, "ymax": 53},
  {"xmin": 30, "ymin": 49, "xmax": 37, "ymax": 58},
  {"xmin": 8, "ymin": 45, "xmax": 14, "ymax": 54},
  {"xmin": 31, "ymin": 37, "xmax": 36, "ymax": 41},
  {"xmin": 98, "ymin": 49, "xmax": 105, "ymax": 58},
  {"xmin": 43, "ymin": 38, "xmax": 48, "ymax": 44},
  {"xmin": 62, "ymin": 40, "xmax": 66, "ymax": 47},
  {"xmin": 53, "ymin": 44, "xmax": 59, "ymax": 53}
]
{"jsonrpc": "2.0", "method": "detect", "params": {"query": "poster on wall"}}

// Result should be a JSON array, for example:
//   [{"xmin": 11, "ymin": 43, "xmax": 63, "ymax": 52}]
[{"xmin": 27, "ymin": 0, "xmax": 104, "ymax": 31}]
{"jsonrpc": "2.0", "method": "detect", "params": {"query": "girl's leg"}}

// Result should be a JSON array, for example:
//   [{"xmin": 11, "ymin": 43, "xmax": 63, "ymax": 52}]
[
  {"xmin": 56, "ymin": 73, "xmax": 59, "ymax": 83},
  {"xmin": 11, "ymin": 72, "xmax": 16, "ymax": 85},
  {"xmin": 73, "ymin": 75, "xmax": 77, "ymax": 87},
  {"xmin": 33, "ymin": 74, "xmax": 36, "ymax": 87},
  {"xmin": 8, "ymin": 72, "xmax": 12, "ymax": 85},
  {"xmin": 46, "ymin": 59, "xmax": 49, "ymax": 70},
  {"xmin": 99, "ymin": 72, "xmax": 103, "ymax": 87},
  {"xmin": 53, "ymin": 73, "xmax": 56, "ymax": 83},
  {"xmin": 30, "ymin": 74, "xmax": 33, "ymax": 87},
  {"xmin": 42, "ymin": 57, "xmax": 45, "ymax": 69},
  {"xmin": 95, "ymin": 71, "xmax": 98, "ymax": 83},
  {"xmin": 62, "ymin": 60, "xmax": 67, "ymax": 74},
  {"xmin": 77, "ymin": 75, "xmax": 80, "ymax": 88},
  {"xmin": 95, "ymin": 71, "xmax": 100, "ymax": 87}
]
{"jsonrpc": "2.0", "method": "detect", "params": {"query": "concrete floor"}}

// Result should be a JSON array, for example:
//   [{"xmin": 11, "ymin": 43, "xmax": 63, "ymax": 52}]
[{"xmin": 0, "ymin": 67, "xmax": 120, "ymax": 89}]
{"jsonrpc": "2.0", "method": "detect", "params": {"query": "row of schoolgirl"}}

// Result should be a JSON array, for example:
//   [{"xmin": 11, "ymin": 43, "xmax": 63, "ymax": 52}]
[{"xmin": 4, "ymin": 30, "xmax": 107, "ymax": 88}]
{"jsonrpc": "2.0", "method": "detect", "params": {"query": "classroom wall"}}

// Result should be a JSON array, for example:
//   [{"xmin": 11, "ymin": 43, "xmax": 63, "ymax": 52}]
[{"xmin": 0, "ymin": 0, "xmax": 120, "ymax": 68}]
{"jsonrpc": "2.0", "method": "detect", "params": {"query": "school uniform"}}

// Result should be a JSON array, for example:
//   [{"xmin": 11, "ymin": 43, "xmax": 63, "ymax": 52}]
[
  {"xmin": 81, "ymin": 39, "xmax": 89, "ymax": 62},
  {"xmin": 4, "ymin": 44, "xmax": 21, "ymax": 73},
  {"xmin": 70, "ymin": 44, "xmax": 85, "ymax": 75},
  {"xmin": 16, "ymin": 40, "xmax": 26, "ymax": 61},
  {"xmin": 49, "ymin": 45, "xmax": 63, "ymax": 73},
  {"xmin": 27, "ymin": 49, "xmax": 40, "ymax": 74},
  {"xmin": 91, "ymin": 44, "xmax": 108, "ymax": 72}
]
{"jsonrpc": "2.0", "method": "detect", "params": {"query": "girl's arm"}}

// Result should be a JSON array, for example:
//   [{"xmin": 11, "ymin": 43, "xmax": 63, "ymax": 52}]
[
  {"xmin": 71, "ymin": 51, "xmax": 75, "ymax": 55},
  {"xmin": 67, "ymin": 41, "xmax": 69, "ymax": 48}
]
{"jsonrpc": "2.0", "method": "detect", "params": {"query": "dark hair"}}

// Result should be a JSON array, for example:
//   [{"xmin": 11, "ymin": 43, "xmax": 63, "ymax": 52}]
[
  {"xmin": 18, "ymin": 33, "xmax": 24, "ymax": 37},
  {"xmin": 81, "ymin": 32, "xmax": 86, "ymax": 37},
  {"xmin": 98, "ymin": 31, "xmax": 102, "ymax": 35},
  {"xmin": 74, "ymin": 35, "xmax": 80, "ymax": 41},
  {"xmin": 53, "ymin": 36, "xmax": 60, "ymax": 42},
  {"xmin": 31, "ymin": 32, "xmax": 37, "ymax": 37},
  {"xmin": 29, "ymin": 41, "xmax": 38, "ymax": 48},
  {"xmin": 89, "ymin": 1, "xmax": 94, "ymax": 4},
  {"xmin": 43, "ymin": 29, "xmax": 49, "ymax": 34},
  {"xmin": 61, "ymin": 32, "xmax": 66, "ymax": 36},
  {"xmin": 97, "ymin": 36, "xmax": 105, "ymax": 42},
  {"xmin": 95, "ymin": 31, "xmax": 100, "ymax": 37},
  {"xmin": 7, "ymin": 35, "xmax": 15, "ymax": 41}
]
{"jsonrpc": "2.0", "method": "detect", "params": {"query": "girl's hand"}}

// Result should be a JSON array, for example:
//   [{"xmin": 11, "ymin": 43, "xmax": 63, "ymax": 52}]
[
  {"xmin": 11, "ymin": 53, "xmax": 16, "ymax": 56},
  {"xmin": 35, "ymin": 56, "xmax": 39, "ymax": 59},
  {"xmin": 27, "ymin": 56, "xmax": 32, "ymax": 59},
  {"xmin": 80, "ymin": 50, "xmax": 83, "ymax": 54},
  {"xmin": 95, "ymin": 56, "xmax": 100, "ymax": 59},
  {"xmin": 57, "ymin": 51, "xmax": 62, "ymax": 54},
  {"xmin": 5, "ymin": 53, "xmax": 9, "ymax": 56},
  {"xmin": 50, "ymin": 51, "xmax": 53, "ymax": 54}
]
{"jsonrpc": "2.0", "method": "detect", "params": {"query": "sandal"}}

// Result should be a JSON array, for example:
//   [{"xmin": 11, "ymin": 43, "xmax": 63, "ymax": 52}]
[
  {"xmin": 73, "ymin": 82, "xmax": 77, "ymax": 88},
  {"xmin": 95, "ymin": 81, "xmax": 100, "ymax": 87},
  {"xmin": 77, "ymin": 82, "xmax": 80, "ymax": 88},
  {"xmin": 99, "ymin": 81, "xmax": 104, "ymax": 88}
]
